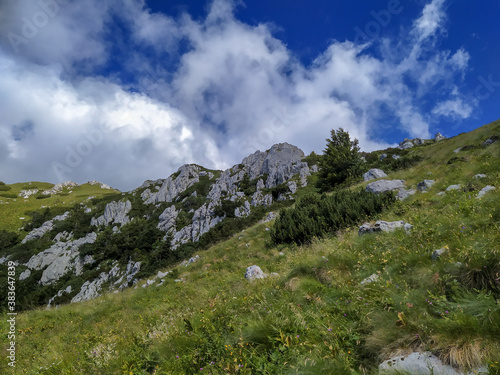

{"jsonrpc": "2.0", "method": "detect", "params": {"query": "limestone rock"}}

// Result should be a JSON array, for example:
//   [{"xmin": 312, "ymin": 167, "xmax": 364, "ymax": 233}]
[
  {"xmin": 42, "ymin": 181, "xmax": 79, "ymax": 196},
  {"xmin": 432, "ymin": 246, "xmax": 448, "ymax": 260},
  {"xmin": 245, "ymin": 265, "xmax": 267, "ymax": 281},
  {"xmin": 473, "ymin": 174, "xmax": 487, "ymax": 179},
  {"xmin": 19, "ymin": 188, "xmax": 39, "ymax": 198},
  {"xmin": 144, "ymin": 164, "xmax": 200, "ymax": 204},
  {"xmin": 261, "ymin": 211, "xmax": 278, "ymax": 223},
  {"xmin": 359, "ymin": 220, "xmax": 412, "ymax": 235},
  {"xmin": 235, "ymin": 201, "xmax": 251, "ymax": 218},
  {"xmin": 22, "ymin": 211, "xmax": 70, "ymax": 244},
  {"xmin": 398, "ymin": 138, "xmax": 414, "ymax": 150},
  {"xmin": 361, "ymin": 273, "xmax": 379, "ymax": 285},
  {"xmin": 287, "ymin": 180, "xmax": 297, "ymax": 194},
  {"xmin": 379, "ymin": 351, "xmax": 487, "ymax": 374},
  {"xmin": 19, "ymin": 269, "xmax": 31, "ymax": 281},
  {"xmin": 446, "ymin": 184, "xmax": 461, "ymax": 191},
  {"xmin": 157, "ymin": 205, "xmax": 178, "ymax": 232},
  {"xmin": 380, "ymin": 153, "xmax": 387, "ymax": 161},
  {"xmin": 396, "ymin": 188, "xmax": 416, "ymax": 200},
  {"xmin": 417, "ymin": 180, "xmax": 435, "ymax": 191},
  {"xmin": 454, "ymin": 147, "xmax": 462, "ymax": 153},
  {"xmin": 477, "ymin": 185, "xmax": 495, "ymax": 198},
  {"xmin": 483, "ymin": 138, "xmax": 497, "ymax": 146},
  {"xmin": 366, "ymin": 180, "xmax": 405, "ymax": 194},
  {"xmin": 392, "ymin": 154, "xmax": 401, "ymax": 160},
  {"xmin": 251, "ymin": 191, "xmax": 273, "ymax": 207},
  {"xmin": 71, "ymin": 264, "xmax": 121, "ymax": 303},
  {"xmin": 47, "ymin": 286, "xmax": 72, "ymax": 308},
  {"xmin": 26, "ymin": 232, "xmax": 97, "ymax": 285},
  {"xmin": 91, "ymin": 200, "xmax": 132, "ymax": 227},
  {"xmin": 363, "ymin": 168, "xmax": 387, "ymax": 181},
  {"xmin": 434, "ymin": 132, "xmax": 446, "ymax": 142},
  {"xmin": 87, "ymin": 180, "xmax": 112, "ymax": 189}
]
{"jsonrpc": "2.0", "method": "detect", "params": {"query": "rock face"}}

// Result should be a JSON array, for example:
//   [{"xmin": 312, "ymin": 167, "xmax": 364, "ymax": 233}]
[
  {"xmin": 91, "ymin": 200, "xmax": 132, "ymax": 227},
  {"xmin": 477, "ymin": 185, "xmax": 495, "ymax": 198},
  {"xmin": 144, "ymin": 164, "xmax": 201, "ymax": 204},
  {"xmin": 25, "ymin": 232, "xmax": 97, "ymax": 285},
  {"xmin": 19, "ymin": 188, "xmax": 38, "ymax": 198},
  {"xmin": 366, "ymin": 180, "xmax": 405, "ymax": 194},
  {"xmin": 417, "ymin": 180, "xmax": 435, "ymax": 191},
  {"xmin": 22, "ymin": 211, "xmax": 70, "ymax": 244},
  {"xmin": 71, "ymin": 264, "xmax": 121, "ymax": 303},
  {"xmin": 434, "ymin": 132, "xmax": 446, "ymax": 142},
  {"xmin": 363, "ymin": 169, "xmax": 387, "ymax": 181},
  {"xmin": 379, "ymin": 351, "xmax": 487, "ymax": 375},
  {"xmin": 42, "ymin": 181, "xmax": 79, "ymax": 196},
  {"xmin": 87, "ymin": 180, "xmax": 112, "ymax": 189},
  {"xmin": 359, "ymin": 221, "xmax": 413, "ymax": 235},
  {"xmin": 245, "ymin": 265, "xmax": 267, "ymax": 281},
  {"xmin": 398, "ymin": 138, "xmax": 414, "ymax": 150},
  {"xmin": 157, "ymin": 205, "xmax": 178, "ymax": 233}
]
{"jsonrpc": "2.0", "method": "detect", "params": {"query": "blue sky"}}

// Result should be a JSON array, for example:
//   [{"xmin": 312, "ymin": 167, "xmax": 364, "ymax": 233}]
[{"xmin": 0, "ymin": 0, "xmax": 498, "ymax": 190}]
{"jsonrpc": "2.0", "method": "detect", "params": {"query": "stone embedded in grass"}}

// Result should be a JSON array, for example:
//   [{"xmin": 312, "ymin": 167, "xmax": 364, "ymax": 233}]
[
  {"xmin": 446, "ymin": 184, "xmax": 461, "ymax": 191},
  {"xmin": 360, "ymin": 273, "xmax": 379, "ymax": 285},
  {"xmin": 417, "ymin": 180, "xmax": 435, "ymax": 191},
  {"xmin": 358, "ymin": 220, "xmax": 413, "ymax": 235},
  {"xmin": 245, "ymin": 265, "xmax": 267, "ymax": 281},
  {"xmin": 366, "ymin": 179, "xmax": 405, "ymax": 194},
  {"xmin": 379, "ymin": 351, "xmax": 487, "ymax": 374},
  {"xmin": 432, "ymin": 246, "xmax": 448, "ymax": 260},
  {"xmin": 396, "ymin": 188, "xmax": 416, "ymax": 200},
  {"xmin": 473, "ymin": 174, "xmax": 487, "ymax": 179},
  {"xmin": 363, "ymin": 168, "xmax": 388, "ymax": 181},
  {"xmin": 19, "ymin": 269, "xmax": 31, "ymax": 281},
  {"xmin": 476, "ymin": 185, "xmax": 495, "ymax": 199}
]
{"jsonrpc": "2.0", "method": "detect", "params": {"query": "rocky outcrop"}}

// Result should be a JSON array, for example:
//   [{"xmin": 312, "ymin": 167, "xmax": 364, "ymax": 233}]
[
  {"xmin": 396, "ymin": 188, "xmax": 416, "ymax": 200},
  {"xmin": 363, "ymin": 169, "xmax": 387, "ymax": 181},
  {"xmin": 144, "ymin": 164, "xmax": 201, "ymax": 204},
  {"xmin": 251, "ymin": 191, "xmax": 273, "ymax": 207},
  {"xmin": 245, "ymin": 265, "xmax": 267, "ymax": 281},
  {"xmin": 379, "ymin": 351, "xmax": 487, "ymax": 374},
  {"xmin": 434, "ymin": 132, "xmax": 446, "ymax": 142},
  {"xmin": 358, "ymin": 221, "xmax": 413, "ymax": 235},
  {"xmin": 87, "ymin": 180, "xmax": 112, "ymax": 189},
  {"xmin": 157, "ymin": 205, "xmax": 178, "ymax": 233},
  {"xmin": 71, "ymin": 264, "xmax": 121, "ymax": 303},
  {"xmin": 366, "ymin": 180, "xmax": 405, "ymax": 194},
  {"xmin": 19, "ymin": 189, "xmax": 39, "ymax": 198},
  {"xmin": 25, "ymin": 232, "xmax": 97, "ymax": 285},
  {"xmin": 91, "ymin": 200, "xmax": 132, "ymax": 227},
  {"xmin": 47, "ymin": 286, "xmax": 72, "ymax": 308},
  {"xmin": 42, "ymin": 181, "xmax": 79, "ymax": 196},
  {"xmin": 19, "ymin": 269, "xmax": 31, "ymax": 281},
  {"xmin": 235, "ymin": 201, "xmax": 251, "ymax": 218},
  {"xmin": 477, "ymin": 185, "xmax": 495, "ymax": 198},
  {"xmin": 22, "ymin": 211, "xmax": 70, "ymax": 244},
  {"xmin": 398, "ymin": 138, "xmax": 414, "ymax": 150}
]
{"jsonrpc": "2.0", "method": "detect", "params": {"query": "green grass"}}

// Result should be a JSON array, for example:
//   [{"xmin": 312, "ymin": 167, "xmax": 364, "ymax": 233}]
[
  {"xmin": 0, "ymin": 120, "xmax": 499, "ymax": 374},
  {"xmin": 0, "ymin": 183, "xmax": 120, "ymax": 233}
]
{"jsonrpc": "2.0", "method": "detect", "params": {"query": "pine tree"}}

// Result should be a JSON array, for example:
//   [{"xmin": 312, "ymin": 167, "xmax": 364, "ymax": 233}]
[{"xmin": 317, "ymin": 128, "xmax": 364, "ymax": 191}]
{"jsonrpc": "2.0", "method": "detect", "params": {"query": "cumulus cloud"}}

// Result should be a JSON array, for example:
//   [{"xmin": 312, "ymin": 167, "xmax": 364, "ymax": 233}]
[{"xmin": 0, "ymin": 0, "xmax": 476, "ymax": 190}]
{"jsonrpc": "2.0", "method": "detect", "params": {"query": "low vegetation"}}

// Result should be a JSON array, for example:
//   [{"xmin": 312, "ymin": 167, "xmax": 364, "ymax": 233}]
[{"xmin": 0, "ymin": 120, "xmax": 498, "ymax": 374}]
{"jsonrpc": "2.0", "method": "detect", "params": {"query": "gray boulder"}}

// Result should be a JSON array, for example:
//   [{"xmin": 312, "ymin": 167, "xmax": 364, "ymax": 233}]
[
  {"xmin": 22, "ymin": 211, "xmax": 70, "ymax": 244},
  {"xmin": 361, "ymin": 273, "xmax": 379, "ymax": 286},
  {"xmin": 398, "ymin": 138, "xmax": 414, "ymax": 150},
  {"xmin": 19, "ymin": 269, "xmax": 31, "ymax": 281},
  {"xmin": 483, "ymin": 138, "xmax": 497, "ymax": 146},
  {"xmin": 432, "ymin": 246, "xmax": 448, "ymax": 260},
  {"xmin": 366, "ymin": 180, "xmax": 405, "ymax": 194},
  {"xmin": 363, "ymin": 168, "xmax": 387, "ymax": 181},
  {"xmin": 379, "ymin": 351, "xmax": 487, "ymax": 374},
  {"xmin": 434, "ymin": 132, "xmax": 446, "ymax": 142},
  {"xmin": 396, "ymin": 188, "xmax": 416, "ymax": 200},
  {"xmin": 144, "ymin": 164, "xmax": 200, "ymax": 204},
  {"xmin": 454, "ymin": 147, "xmax": 462, "ymax": 153},
  {"xmin": 392, "ymin": 154, "xmax": 401, "ymax": 160},
  {"xmin": 359, "ymin": 220, "xmax": 413, "ymax": 235},
  {"xmin": 446, "ymin": 184, "xmax": 461, "ymax": 191},
  {"xmin": 477, "ymin": 185, "xmax": 495, "ymax": 198},
  {"xmin": 380, "ymin": 153, "xmax": 388, "ymax": 161},
  {"xmin": 417, "ymin": 180, "xmax": 435, "ymax": 191},
  {"xmin": 157, "ymin": 205, "xmax": 178, "ymax": 232},
  {"xmin": 413, "ymin": 138, "xmax": 425, "ymax": 145},
  {"xmin": 91, "ymin": 200, "xmax": 132, "ymax": 227},
  {"xmin": 251, "ymin": 191, "xmax": 273, "ymax": 207},
  {"xmin": 473, "ymin": 174, "xmax": 487, "ymax": 179},
  {"xmin": 71, "ymin": 264, "xmax": 121, "ymax": 303},
  {"xmin": 235, "ymin": 201, "xmax": 251, "ymax": 218},
  {"xmin": 245, "ymin": 265, "xmax": 267, "ymax": 281},
  {"xmin": 19, "ymin": 188, "xmax": 39, "ymax": 198}
]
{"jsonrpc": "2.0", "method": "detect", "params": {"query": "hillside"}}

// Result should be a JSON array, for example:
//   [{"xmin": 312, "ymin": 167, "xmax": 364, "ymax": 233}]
[{"xmin": 0, "ymin": 120, "xmax": 499, "ymax": 374}]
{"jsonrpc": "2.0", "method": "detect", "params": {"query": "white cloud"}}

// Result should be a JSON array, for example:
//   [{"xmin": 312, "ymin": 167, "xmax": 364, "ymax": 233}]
[{"xmin": 0, "ymin": 0, "xmax": 477, "ymax": 190}]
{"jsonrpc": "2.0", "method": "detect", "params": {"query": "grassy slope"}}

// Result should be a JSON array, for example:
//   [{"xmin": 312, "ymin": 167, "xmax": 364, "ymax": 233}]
[
  {"xmin": 1, "ymin": 120, "xmax": 499, "ymax": 374},
  {"xmin": 0, "ymin": 183, "xmax": 120, "ymax": 233}
]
